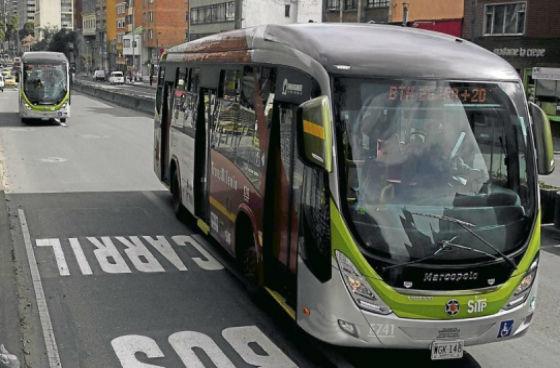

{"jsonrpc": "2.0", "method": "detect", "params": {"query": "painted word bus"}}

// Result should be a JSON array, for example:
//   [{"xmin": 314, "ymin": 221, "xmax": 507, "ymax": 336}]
[
  {"xmin": 154, "ymin": 24, "xmax": 554, "ymax": 360},
  {"xmin": 19, "ymin": 51, "xmax": 71, "ymax": 123}
]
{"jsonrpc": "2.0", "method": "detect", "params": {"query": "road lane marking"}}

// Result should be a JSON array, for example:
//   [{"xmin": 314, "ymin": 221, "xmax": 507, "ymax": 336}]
[
  {"xmin": 173, "ymin": 235, "xmax": 222, "ymax": 271},
  {"xmin": 18, "ymin": 209, "xmax": 62, "ymax": 368},
  {"xmin": 222, "ymin": 326, "xmax": 298, "ymax": 368},
  {"xmin": 169, "ymin": 331, "xmax": 236, "ymax": 368},
  {"xmin": 115, "ymin": 236, "xmax": 165, "ymax": 273},
  {"xmin": 142, "ymin": 236, "xmax": 188, "ymax": 271},
  {"xmin": 69, "ymin": 238, "xmax": 93, "ymax": 275},
  {"xmin": 33, "ymin": 235, "xmax": 222, "ymax": 276},
  {"xmin": 112, "ymin": 326, "xmax": 298, "ymax": 368},
  {"xmin": 36, "ymin": 239, "xmax": 69, "ymax": 276},
  {"xmin": 87, "ymin": 237, "xmax": 132, "ymax": 274}
]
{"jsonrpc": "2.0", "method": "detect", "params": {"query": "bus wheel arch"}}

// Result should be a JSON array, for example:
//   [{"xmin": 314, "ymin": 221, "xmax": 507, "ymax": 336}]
[
  {"xmin": 235, "ymin": 212, "xmax": 262, "ymax": 292},
  {"xmin": 169, "ymin": 159, "xmax": 183, "ymax": 218}
]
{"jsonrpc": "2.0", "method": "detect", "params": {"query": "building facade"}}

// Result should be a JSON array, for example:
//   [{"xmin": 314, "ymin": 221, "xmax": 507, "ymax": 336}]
[
  {"xmin": 18, "ymin": 0, "xmax": 37, "ymax": 29},
  {"xmin": 74, "ymin": 0, "xmax": 83, "ymax": 30},
  {"xmin": 390, "ymin": 0, "xmax": 463, "ymax": 36},
  {"xmin": 81, "ymin": 0, "xmax": 97, "ymax": 71},
  {"xmin": 35, "ymin": 0, "xmax": 75, "ymax": 39},
  {"xmin": 323, "ymin": 0, "xmax": 391, "ymax": 23},
  {"xmin": 189, "ymin": 0, "xmax": 323, "ymax": 41},
  {"xmin": 464, "ymin": 0, "xmax": 560, "ymax": 71},
  {"xmin": 463, "ymin": 0, "xmax": 560, "ymax": 120},
  {"xmin": 143, "ymin": 0, "xmax": 188, "ymax": 66}
]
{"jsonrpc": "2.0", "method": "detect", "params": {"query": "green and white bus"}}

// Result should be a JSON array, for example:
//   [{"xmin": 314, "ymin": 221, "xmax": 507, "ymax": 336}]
[
  {"xmin": 19, "ymin": 51, "xmax": 71, "ymax": 124},
  {"xmin": 154, "ymin": 24, "xmax": 554, "ymax": 360}
]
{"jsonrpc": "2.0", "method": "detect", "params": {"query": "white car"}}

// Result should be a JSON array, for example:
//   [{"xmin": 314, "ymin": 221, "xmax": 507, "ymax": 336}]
[
  {"xmin": 0, "ymin": 75, "xmax": 4, "ymax": 92},
  {"xmin": 109, "ymin": 71, "xmax": 125, "ymax": 84}
]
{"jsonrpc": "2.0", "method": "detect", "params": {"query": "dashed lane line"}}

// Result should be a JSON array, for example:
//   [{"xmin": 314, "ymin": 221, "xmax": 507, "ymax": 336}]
[{"xmin": 18, "ymin": 209, "xmax": 62, "ymax": 368}]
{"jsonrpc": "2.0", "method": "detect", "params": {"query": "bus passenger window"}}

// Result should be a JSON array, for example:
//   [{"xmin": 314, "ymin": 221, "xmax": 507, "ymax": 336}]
[
  {"xmin": 179, "ymin": 68, "xmax": 199, "ymax": 137},
  {"xmin": 188, "ymin": 68, "xmax": 200, "ymax": 93},
  {"xmin": 213, "ymin": 70, "xmax": 241, "ymax": 156},
  {"xmin": 236, "ymin": 67, "xmax": 260, "ymax": 186}
]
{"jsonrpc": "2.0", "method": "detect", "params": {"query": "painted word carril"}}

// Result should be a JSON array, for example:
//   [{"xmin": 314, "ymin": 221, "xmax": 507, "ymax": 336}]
[{"xmin": 34, "ymin": 235, "xmax": 223, "ymax": 276}]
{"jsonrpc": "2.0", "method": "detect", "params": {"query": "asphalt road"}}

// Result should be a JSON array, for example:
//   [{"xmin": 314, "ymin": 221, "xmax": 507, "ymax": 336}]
[{"xmin": 0, "ymin": 89, "xmax": 559, "ymax": 367}]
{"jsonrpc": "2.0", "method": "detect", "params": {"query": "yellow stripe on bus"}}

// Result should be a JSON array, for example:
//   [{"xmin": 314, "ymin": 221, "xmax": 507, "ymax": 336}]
[
  {"xmin": 303, "ymin": 120, "xmax": 325, "ymax": 140},
  {"xmin": 265, "ymin": 287, "xmax": 296, "ymax": 320},
  {"xmin": 209, "ymin": 196, "xmax": 236, "ymax": 222},
  {"xmin": 197, "ymin": 219, "xmax": 210, "ymax": 235}
]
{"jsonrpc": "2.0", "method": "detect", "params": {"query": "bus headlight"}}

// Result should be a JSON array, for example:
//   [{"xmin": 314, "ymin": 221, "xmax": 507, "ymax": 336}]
[
  {"xmin": 503, "ymin": 258, "xmax": 538, "ymax": 310},
  {"xmin": 336, "ymin": 251, "xmax": 392, "ymax": 315}
]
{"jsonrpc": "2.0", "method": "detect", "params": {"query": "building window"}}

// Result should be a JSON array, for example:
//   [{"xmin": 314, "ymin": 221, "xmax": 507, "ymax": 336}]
[
  {"xmin": 191, "ymin": 1, "xmax": 235, "ymax": 25},
  {"xmin": 344, "ymin": 0, "xmax": 357, "ymax": 10},
  {"xmin": 327, "ymin": 0, "xmax": 340, "ymax": 10},
  {"xmin": 484, "ymin": 2, "xmax": 526, "ymax": 36},
  {"xmin": 367, "ymin": 0, "xmax": 389, "ymax": 7},
  {"xmin": 285, "ymin": 4, "xmax": 290, "ymax": 17}
]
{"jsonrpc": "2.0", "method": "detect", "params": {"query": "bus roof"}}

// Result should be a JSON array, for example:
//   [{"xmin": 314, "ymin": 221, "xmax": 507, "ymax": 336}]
[
  {"xmin": 167, "ymin": 24, "xmax": 519, "ymax": 81},
  {"xmin": 22, "ymin": 51, "xmax": 68, "ymax": 65}
]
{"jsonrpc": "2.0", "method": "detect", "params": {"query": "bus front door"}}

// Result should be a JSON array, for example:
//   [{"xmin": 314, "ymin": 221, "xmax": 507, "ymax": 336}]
[
  {"xmin": 195, "ymin": 88, "xmax": 216, "ymax": 224},
  {"xmin": 160, "ymin": 82, "xmax": 174, "ymax": 183},
  {"xmin": 264, "ymin": 103, "xmax": 302, "ymax": 306}
]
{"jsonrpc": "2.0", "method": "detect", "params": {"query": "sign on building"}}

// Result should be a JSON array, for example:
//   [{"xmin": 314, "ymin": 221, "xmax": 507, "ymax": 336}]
[{"xmin": 532, "ymin": 67, "xmax": 560, "ymax": 81}]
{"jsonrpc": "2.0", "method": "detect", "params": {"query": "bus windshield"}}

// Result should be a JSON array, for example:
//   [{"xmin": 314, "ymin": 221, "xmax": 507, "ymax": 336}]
[
  {"xmin": 23, "ymin": 63, "xmax": 67, "ymax": 105},
  {"xmin": 335, "ymin": 78, "xmax": 534, "ymax": 265}
]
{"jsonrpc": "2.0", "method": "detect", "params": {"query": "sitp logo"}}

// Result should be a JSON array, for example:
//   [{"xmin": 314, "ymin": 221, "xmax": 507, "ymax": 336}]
[
  {"xmin": 467, "ymin": 298, "xmax": 487, "ymax": 314},
  {"xmin": 445, "ymin": 299, "xmax": 460, "ymax": 316},
  {"xmin": 497, "ymin": 320, "xmax": 514, "ymax": 338}
]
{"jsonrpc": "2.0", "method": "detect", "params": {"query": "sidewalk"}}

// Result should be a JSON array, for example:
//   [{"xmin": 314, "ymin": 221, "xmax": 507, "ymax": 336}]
[{"xmin": 126, "ymin": 80, "xmax": 157, "ymax": 90}]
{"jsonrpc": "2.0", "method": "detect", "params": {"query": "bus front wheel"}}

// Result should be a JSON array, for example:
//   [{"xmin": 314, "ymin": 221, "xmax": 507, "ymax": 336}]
[{"xmin": 171, "ymin": 168, "xmax": 189, "ymax": 222}]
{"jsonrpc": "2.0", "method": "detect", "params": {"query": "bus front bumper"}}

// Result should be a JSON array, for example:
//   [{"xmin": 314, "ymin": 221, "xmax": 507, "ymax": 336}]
[
  {"xmin": 297, "ymin": 257, "xmax": 538, "ymax": 350},
  {"xmin": 20, "ymin": 103, "xmax": 70, "ymax": 120}
]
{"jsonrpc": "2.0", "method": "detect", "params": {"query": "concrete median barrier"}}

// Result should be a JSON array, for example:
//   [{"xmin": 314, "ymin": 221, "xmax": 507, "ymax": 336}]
[{"xmin": 72, "ymin": 80, "xmax": 155, "ymax": 115}]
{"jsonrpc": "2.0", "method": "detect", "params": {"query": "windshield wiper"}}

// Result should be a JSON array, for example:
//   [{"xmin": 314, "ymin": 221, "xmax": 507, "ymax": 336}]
[
  {"xmin": 383, "ymin": 236, "xmax": 498, "ymax": 271},
  {"xmin": 408, "ymin": 210, "xmax": 517, "ymax": 270}
]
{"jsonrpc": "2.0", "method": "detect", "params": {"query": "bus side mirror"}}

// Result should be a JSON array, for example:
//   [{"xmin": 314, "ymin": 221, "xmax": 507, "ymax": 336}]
[
  {"xmin": 529, "ymin": 102, "xmax": 555, "ymax": 175},
  {"xmin": 298, "ymin": 96, "xmax": 333, "ymax": 172}
]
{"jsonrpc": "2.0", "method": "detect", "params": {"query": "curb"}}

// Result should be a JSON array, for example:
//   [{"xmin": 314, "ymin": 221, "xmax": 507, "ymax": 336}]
[{"xmin": 72, "ymin": 80, "xmax": 155, "ymax": 115}]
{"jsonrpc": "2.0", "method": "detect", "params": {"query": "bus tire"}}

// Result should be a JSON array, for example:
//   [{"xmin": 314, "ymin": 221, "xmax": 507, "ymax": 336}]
[
  {"xmin": 170, "ymin": 167, "xmax": 188, "ymax": 221},
  {"xmin": 20, "ymin": 117, "xmax": 29, "ymax": 124},
  {"xmin": 236, "ymin": 218, "xmax": 261, "ymax": 295}
]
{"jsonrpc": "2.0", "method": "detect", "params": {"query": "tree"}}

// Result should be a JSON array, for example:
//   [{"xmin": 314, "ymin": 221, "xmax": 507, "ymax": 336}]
[
  {"xmin": 19, "ymin": 22, "xmax": 34, "ymax": 39},
  {"xmin": 47, "ymin": 29, "xmax": 78, "ymax": 61},
  {"xmin": 31, "ymin": 27, "xmax": 57, "ymax": 52},
  {"xmin": 0, "ymin": 15, "xmax": 18, "ymax": 43}
]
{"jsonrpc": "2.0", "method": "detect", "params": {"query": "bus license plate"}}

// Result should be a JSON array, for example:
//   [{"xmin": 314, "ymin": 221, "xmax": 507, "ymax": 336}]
[{"xmin": 431, "ymin": 340, "xmax": 464, "ymax": 360}]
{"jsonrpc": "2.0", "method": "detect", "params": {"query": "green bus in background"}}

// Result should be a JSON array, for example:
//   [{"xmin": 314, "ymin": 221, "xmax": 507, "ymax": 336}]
[{"xmin": 19, "ymin": 51, "xmax": 71, "ymax": 124}]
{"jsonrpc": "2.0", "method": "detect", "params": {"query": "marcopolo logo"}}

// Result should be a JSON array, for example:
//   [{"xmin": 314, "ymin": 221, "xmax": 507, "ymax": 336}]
[
  {"xmin": 282, "ymin": 79, "xmax": 303, "ymax": 97},
  {"xmin": 423, "ymin": 271, "xmax": 479, "ymax": 283}
]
